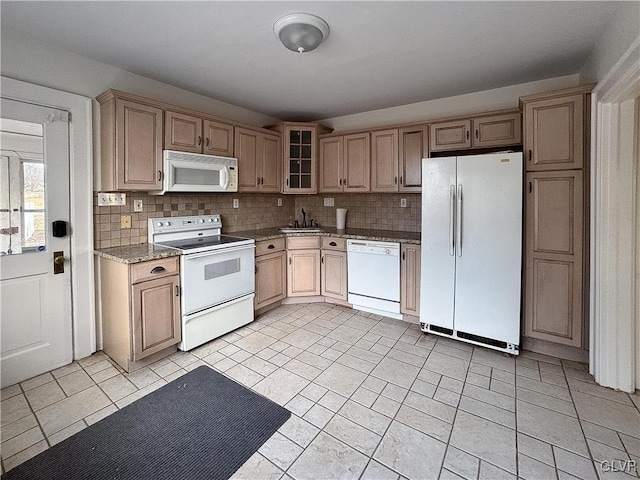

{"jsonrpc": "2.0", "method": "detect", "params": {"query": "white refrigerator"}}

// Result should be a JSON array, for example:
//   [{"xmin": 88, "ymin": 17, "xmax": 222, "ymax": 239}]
[{"xmin": 420, "ymin": 152, "xmax": 522, "ymax": 354}]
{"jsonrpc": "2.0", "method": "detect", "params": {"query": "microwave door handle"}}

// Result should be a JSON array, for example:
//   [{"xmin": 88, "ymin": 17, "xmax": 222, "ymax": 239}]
[{"xmin": 220, "ymin": 167, "xmax": 229, "ymax": 190}]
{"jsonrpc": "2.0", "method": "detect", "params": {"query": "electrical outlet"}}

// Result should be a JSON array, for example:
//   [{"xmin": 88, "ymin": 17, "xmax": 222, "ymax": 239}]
[
  {"xmin": 400, "ymin": 198, "xmax": 407, "ymax": 208},
  {"xmin": 133, "ymin": 200, "xmax": 143, "ymax": 212},
  {"xmin": 277, "ymin": 198, "xmax": 283, "ymax": 207},
  {"xmin": 233, "ymin": 198, "xmax": 239, "ymax": 209},
  {"xmin": 324, "ymin": 197, "xmax": 335, "ymax": 207},
  {"xmin": 120, "ymin": 215, "xmax": 132, "ymax": 229},
  {"xmin": 98, "ymin": 192, "xmax": 126, "ymax": 206}
]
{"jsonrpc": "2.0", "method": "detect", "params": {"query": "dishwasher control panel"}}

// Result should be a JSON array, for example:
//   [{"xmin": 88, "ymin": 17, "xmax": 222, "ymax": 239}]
[{"xmin": 347, "ymin": 240, "xmax": 400, "ymax": 256}]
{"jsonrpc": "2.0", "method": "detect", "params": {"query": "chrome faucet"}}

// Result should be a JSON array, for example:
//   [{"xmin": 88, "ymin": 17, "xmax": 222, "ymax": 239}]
[{"xmin": 301, "ymin": 208, "xmax": 307, "ymax": 228}]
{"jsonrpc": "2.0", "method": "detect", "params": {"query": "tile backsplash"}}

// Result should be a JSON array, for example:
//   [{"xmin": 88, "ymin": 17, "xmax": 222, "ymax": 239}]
[{"xmin": 93, "ymin": 192, "xmax": 421, "ymax": 249}]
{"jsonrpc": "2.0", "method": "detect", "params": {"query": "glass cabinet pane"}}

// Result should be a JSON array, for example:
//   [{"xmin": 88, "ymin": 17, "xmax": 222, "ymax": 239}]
[
  {"xmin": 290, "ymin": 130, "xmax": 300, "ymax": 144},
  {"xmin": 290, "ymin": 159, "xmax": 300, "ymax": 173},
  {"xmin": 301, "ymin": 131, "xmax": 312, "ymax": 144},
  {"xmin": 301, "ymin": 175, "xmax": 311, "ymax": 188},
  {"xmin": 301, "ymin": 160, "xmax": 311, "ymax": 174},
  {"xmin": 301, "ymin": 145, "xmax": 311, "ymax": 159},
  {"xmin": 290, "ymin": 144, "xmax": 300, "ymax": 158},
  {"xmin": 290, "ymin": 175, "xmax": 300, "ymax": 189}
]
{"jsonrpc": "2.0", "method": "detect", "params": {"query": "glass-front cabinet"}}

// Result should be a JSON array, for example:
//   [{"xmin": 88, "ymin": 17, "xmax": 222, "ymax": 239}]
[
  {"xmin": 284, "ymin": 124, "xmax": 316, "ymax": 193},
  {"xmin": 267, "ymin": 122, "xmax": 331, "ymax": 194}
]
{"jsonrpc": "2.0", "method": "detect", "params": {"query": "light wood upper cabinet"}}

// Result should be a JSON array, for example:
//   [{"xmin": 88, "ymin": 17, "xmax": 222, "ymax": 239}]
[
  {"xmin": 319, "ymin": 133, "xmax": 370, "ymax": 192},
  {"xmin": 398, "ymin": 125, "xmax": 428, "ymax": 192},
  {"xmin": 235, "ymin": 127, "xmax": 281, "ymax": 192},
  {"xmin": 165, "ymin": 111, "xmax": 234, "ymax": 157},
  {"xmin": 371, "ymin": 129, "xmax": 399, "ymax": 192},
  {"xmin": 525, "ymin": 170, "xmax": 583, "ymax": 347},
  {"xmin": 430, "ymin": 119, "xmax": 471, "ymax": 152},
  {"xmin": 400, "ymin": 244, "xmax": 421, "ymax": 316},
  {"xmin": 99, "ymin": 256, "xmax": 181, "ymax": 372},
  {"xmin": 255, "ymin": 239, "xmax": 287, "ymax": 311},
  {"xmin": 203, "ymin": 120, "xmax": 234, "ymax": 157},
  {"xmin": 165, "ymin": 111, "xmax": 203, "ymax": 153},
  {"xmin": 522, "ymin": 94, "xmax": 584, "ymax": 171},
  {"xmin": 99, "ymin": 96, "xmax": 163, "ymax": 191},
  {"xmin": 472, "ymin": 113, "xmax": 521, "ymax": 148},
  {"xmin": 430, "ymin": 111, "xmax": 522, "ymax": 152},
  {"xmin": 344, "ymin": 133, "xmax": 370, "ymax": 192},
  {"xmin": 319, "ymin": 136, "xmax": 343, "ymax": 192},
  {"xmin": 284, "ymin": 124, "xmax": 317, "ymax": 194}
]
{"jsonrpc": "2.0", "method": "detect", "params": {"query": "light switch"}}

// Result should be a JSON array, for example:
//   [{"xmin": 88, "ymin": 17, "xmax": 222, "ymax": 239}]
[
  {"xmin": 277, "ymin": 198, "xmax": 283, "ymax": 207},
  {"xmin": 98, "ymin": 192, "xmax": 126, "ymax": 206},
  {"xmin": 400, "ymin": 198, "xmax": 407, "ymax": 208},
  {"xmin": 233, "ymin": 199, "xmax": 239, "ymax": 208}
]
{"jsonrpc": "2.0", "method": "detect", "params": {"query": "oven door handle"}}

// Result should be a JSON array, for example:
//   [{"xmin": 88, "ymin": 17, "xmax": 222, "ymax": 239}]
[{"xmin": 182, "ymin": 244, "xmax": 255, "ymax": 260}]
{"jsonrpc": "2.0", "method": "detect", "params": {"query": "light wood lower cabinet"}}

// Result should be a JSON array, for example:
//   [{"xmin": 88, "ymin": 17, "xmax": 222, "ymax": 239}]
[
  {"xmin": 321, "ymin": 237, "xmax": 347, "ymax": 301},
  {"xmin": 99, "ymin": 256, "xmax": 181, "ymax": 371},
  {"xmin": 400, "ymin": 244, "xmax": 421, "ymax": 315},
  {"xmin": 255, "ymin": 239, "xmax": 287, "ymax": 310},
  {"xmin": 524, "ymin": 170, "xmax": 583, "ymax": 347},
  {"xmin": 287, "ymin": 237, "xmax": 321, "ymax": 297}
]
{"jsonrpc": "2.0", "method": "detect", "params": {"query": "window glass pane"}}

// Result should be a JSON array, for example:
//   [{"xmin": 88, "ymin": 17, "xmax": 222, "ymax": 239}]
[
  {"xmin": 0, "ymin": 118, "xmax": 44, "ymax": 255},
  {"xmin": 301, "ymin": 131, "xmax": 312, "ymax": 144}
]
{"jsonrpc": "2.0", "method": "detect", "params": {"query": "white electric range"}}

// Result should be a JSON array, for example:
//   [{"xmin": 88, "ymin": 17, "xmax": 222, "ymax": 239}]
[{"xmin": 148, "ymin": 215, "xmax": 255, "ymax": 351}]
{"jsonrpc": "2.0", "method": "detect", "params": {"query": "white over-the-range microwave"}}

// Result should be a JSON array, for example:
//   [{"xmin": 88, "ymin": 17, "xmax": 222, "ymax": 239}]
[{"xmin": 151, "ymin": 150, "xmax": 238, "ymax": 195}]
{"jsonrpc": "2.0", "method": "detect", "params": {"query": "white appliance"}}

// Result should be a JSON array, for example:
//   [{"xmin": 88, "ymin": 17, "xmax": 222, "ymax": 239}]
[
  {"xmin": 148, "ymin": 215, "xmax": 255, "ymax": 351},
  {"xmin": 420, "ymin": 152, "xmax": 522, "ymax": 354},
  {"xmin": 347, "ymin": 240, "xmax": 401, "ymax": 319},
  {"xmin": 151, "ymin": 150, "xmax": 238, "ymax": 195}
]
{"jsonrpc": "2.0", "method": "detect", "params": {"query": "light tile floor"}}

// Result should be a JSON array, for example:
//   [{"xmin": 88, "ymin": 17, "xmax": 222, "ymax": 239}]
[{"xmin": 2, "ymin": 303, "xmax": 640, "ymax": 479}]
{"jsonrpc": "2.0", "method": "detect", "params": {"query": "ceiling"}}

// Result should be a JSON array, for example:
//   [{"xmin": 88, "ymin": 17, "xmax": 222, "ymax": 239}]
[{"xmin": 0, "ymin": 1, "xmax": 624, "ymax": 121}]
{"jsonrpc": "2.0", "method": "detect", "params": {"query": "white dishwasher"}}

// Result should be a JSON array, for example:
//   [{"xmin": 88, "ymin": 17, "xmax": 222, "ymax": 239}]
[{"xmin": 347, "ymin": 240, "xmax": 401, "ymax": 319}]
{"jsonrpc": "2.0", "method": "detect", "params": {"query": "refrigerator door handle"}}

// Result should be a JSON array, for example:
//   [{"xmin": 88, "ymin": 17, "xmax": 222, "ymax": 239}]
[
  {"xmin": 456, "ymin": 185, "xmax": 463, "ymax": 257},
  {"xmin": 449, "ymin": 185, "xmax": 456, "ymax": 256}
]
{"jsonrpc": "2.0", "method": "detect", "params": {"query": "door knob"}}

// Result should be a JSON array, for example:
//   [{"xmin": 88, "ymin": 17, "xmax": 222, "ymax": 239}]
[{"xmin": 53, "ymin": 251, "xmax": 65, "ymax": 274}]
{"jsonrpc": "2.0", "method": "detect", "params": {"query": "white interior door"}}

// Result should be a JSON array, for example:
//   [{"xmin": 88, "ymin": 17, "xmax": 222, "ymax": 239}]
[
  {"xmin": 454, "ymin": 153, "xmax": 523, "ymax": 344},
  {"xmin": 420, "ymin": 156, "xmax": 456, "ymax": 329},
  {"xmin": 0, "ymin": 97, "xmax": 72, "ymax": 387}
]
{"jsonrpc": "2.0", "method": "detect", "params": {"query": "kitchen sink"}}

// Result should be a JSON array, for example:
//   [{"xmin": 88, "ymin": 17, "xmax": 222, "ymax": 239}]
[{"xmin": 279, "ymin": 227, "xmax": 324, "ymax": 233}]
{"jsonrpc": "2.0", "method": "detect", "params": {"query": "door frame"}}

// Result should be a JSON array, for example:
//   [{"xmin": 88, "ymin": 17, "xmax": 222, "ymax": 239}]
[
  {"xmin": 1, "ymin": 76, "xmax": 95, "ymax": 360},
  {"xmin": 589, "ymin": 37, "xmax": 640, "ymax": 392}
]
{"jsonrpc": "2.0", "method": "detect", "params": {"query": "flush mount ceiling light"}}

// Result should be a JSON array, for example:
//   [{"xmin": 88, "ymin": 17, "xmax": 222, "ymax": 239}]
[{"xmin": 274, "ymin": 13, "xmax": 330, "ymax": 53}]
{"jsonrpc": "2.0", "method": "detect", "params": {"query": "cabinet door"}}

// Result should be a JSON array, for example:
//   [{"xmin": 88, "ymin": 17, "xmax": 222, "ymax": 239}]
[
  {"xmin": 400, "ymin": 244, "xmax": 421, "ymax": 315},
  {"xmin": 235, "ymin": 127, "xmax": 260, "ymax": 192},
  {"xmin": 524, "ymin": 94, "xmax": 584, "ymax": 171},
  {"xmin": 287, "ymin": 249, "xmax": 320, "ymax": 296},
  {"xmin": 472, "ymin": 113, "xmax": 521, "ymax": 148},
  {"xmin": 321, "ymin": 250, "xmax": 347, "ymax": 300},
  {"xmin": 132, "ymin": 275, "xmax": 181, "ymax": 360},
  {"xmin": 260, "ymin": 133, "xmax": 282, "ymax": 192},
  {"xmin": 371, "ymin": 130, "xmax": 399, "ymax": 192},
  {"xmin": 165, "ymin": 111, "xmax": 203, "ymax": 153},
  {"xmin": 116, "ymin": 100, "xmax": 163, "ymax": 191},
  {"xmin": 399, "ymin": 125, "xmax": 428, "ymax": 192},
  {"xmin": 429, "ymin": 120, "xmax": 471, "ymax": 152},
  {"xmin": 284, "ymin": 126, "xmax": 316, "ymax": 194},
  {"xmin": 255, "ymin": 251, "xmax": 286, "ymax": 309},
  {"xmin": 344, "ymin": 133, "xmax": 371, "ymax": 192},
  {"xmin": 524, "ymin": 170, "xmax": 583, "ymax": 347},
  {"xmin": 319, "ymin": 136, "xmax": 344, "ymax": 192},
  {"xmin": 203, "ymin": 120, "xmax": 234, "ymax": 157}
]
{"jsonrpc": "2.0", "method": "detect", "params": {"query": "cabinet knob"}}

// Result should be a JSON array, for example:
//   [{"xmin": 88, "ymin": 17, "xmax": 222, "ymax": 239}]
[
  {"xmin": 158, "ymin": 170, "xmax": 164, "ymax": 182},
  {"xmin": 329, "ymin": 241, "xmax": 337, "ymax": 246},
  {"xmin": 466, "ymin": 129, "xmax": 469, "ymax": 140},
  {"xmin": 151, "ymin": 266, "xmax": 166, "ymax": 274},
  {"xmin": 394, "ymin": 176, "xmax": 398, "ymax": 185},
  {"xmin": 475, "ymin": 129, "xmax": 479, "ymax": 139},
  {"xmin": 197, "ymin": 136, "xmax": 202, "ymax": 146},
  {"xmin": 206, "ymin": 137, "xmax": 210, "ymax": 147},
  {"xmin": 321, "ymin": 256, "xmax": 324, "ymax": 264},
  {"xmin": 339, "ymin": 178, "xmax": 342, "ymax": 186},
  {"xmin": 267, "ymin": 244, "xmax": 275, "ymax": 249},
  {"xmin": 528, "ymin": 150, "xmax": 532, "ymax": 162},
  {"xmin": 289, "ymin": 257, "xmax": 292, "ymax": 265},
  {"xmin": 175, "ymin": 285, "xmax": 180, "ymax": 296},
  {"xmin": 343, "ymin": 178, "xmax": 347, "ymax": 186},
  {"xmin": 400, "ymin": 176, "xmax": 403, "ymax": 185},
  {"xmin": 402, "ymin": 252, "xmax": 406, "ymax": 260}
]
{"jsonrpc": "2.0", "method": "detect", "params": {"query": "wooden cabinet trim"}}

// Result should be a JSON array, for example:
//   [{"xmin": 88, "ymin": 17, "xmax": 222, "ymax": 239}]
[
  {"xmin": 287, "ymin": 236, "xmax": 321, "ymax": 250},
  {"xmin": 256, "ymin": 238, "xmax": 286, "ymax": 256}
]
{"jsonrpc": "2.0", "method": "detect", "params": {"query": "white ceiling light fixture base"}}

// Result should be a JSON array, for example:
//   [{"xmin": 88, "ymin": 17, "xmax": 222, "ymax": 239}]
[{"xmin": 274, "ymin": 13, "xmax": 330, "ymax": 53}]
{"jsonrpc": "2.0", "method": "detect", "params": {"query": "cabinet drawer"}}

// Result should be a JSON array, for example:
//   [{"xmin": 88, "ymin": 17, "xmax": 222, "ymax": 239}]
[
  {"xmin": 287, "ymin": 236, "xmax": 321, "ymax": 250},
  {"xmin": 130, "ymin": 257, "xmax": 180, "ymax": 284},
  {"xmin": 321, "ymin": 237, "xmax": 347, "ymax": 251},
  {"xmin": 256, "ymin": 238, "xmax": 286, "ymax": 256}
]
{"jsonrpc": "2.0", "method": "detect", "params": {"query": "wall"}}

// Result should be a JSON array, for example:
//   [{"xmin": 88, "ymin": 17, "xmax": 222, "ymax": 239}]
[
  {"xmin": 294, "ymin": 194, "xmax": 421, "ymax": 232},
  {"xmin": 93, "ymin": 193, "xmax": 295, "ymax": 249},
  {"xmin": 579, "ymin": 2, "xmax": 640, "ymax": 84},
  {"xmin": 319, "ymin": 75, "xmax": 579, "ymax": 132},
  {"xmin": 93, "ymin": 191, "xmax": 422, "ymax": 249}
]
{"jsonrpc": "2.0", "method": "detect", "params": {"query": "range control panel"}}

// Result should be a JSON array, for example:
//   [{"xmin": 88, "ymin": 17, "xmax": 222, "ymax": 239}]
[{"xmin": 149, "ymin": 215, "xmax": 222, "ymax": 233}]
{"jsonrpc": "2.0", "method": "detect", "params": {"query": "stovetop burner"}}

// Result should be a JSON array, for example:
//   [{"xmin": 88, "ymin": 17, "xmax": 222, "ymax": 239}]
[{"xmin": 156, "ymin": 234, "xmax": 253, "ymax": 252}]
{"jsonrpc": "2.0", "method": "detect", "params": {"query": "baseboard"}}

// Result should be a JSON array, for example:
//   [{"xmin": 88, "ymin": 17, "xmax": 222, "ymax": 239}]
[
  {"xmin": 282, "ymin": 296, "xmax": 326, "ymax": 305},
  {"xmin": 522, "ymin": 337, "xmax": 589, "ymax": 363},
  {"xmin": 254, "ymin": 301, "xmax": 284, "ymax": 317},
  {"xmin": 403, "ymin": 314, "xmax": 420, "ymax": 325}
]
